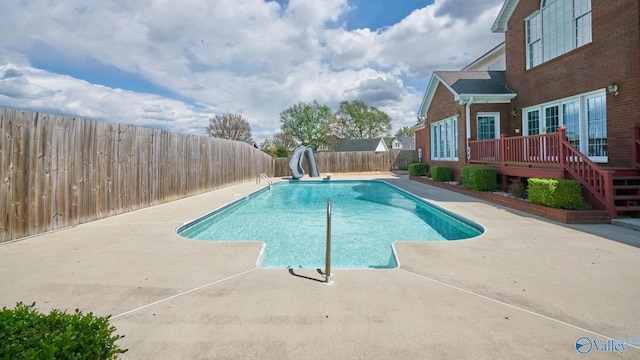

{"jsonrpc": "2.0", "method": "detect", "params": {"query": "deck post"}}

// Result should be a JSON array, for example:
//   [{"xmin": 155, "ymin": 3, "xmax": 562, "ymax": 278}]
[
  {"xmin": 603, "ymin": 170, "xmax": 616, "ymax": 219},
  {"xmin": 558, "ymin": 126, "xmax": 567, "ymax": 168},
  {"xmin": 499, "ymin": 133, "xmax": 506, "ymax": 163},
  {"xmin": 633, "ymin": 124, "xmax": 640, "ymax": 168}
]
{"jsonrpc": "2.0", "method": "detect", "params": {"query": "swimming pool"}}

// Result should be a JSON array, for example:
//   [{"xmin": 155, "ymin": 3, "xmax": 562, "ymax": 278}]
[{"xmin": 177, "ymin": 180, "xmax": 483, "ymax": 269}]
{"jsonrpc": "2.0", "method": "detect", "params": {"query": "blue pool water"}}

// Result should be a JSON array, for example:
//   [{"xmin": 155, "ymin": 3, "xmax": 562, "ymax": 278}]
[{"xmin": 177, "ymin": 180, "xmax": 482, "ymax": 269}]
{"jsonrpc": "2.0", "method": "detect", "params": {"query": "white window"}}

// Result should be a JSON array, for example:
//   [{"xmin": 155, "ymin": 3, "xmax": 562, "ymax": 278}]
[
  {"xmin": 574, "ymin": 0, "xmax": 592, "ymax": 47},
  {"xmin": 525, "ymin": 109, "xmax": 540, "ymax": 135},
  {"xmin": 543, "ymin": 105, "xmax": 559, "ymax": 133},
  {"xmin": 477, "ymin": 113, "xmax": 501, "ymax": 140},
  {"xmin": 522, "ymin": 89, "xmax": 607, "ymax": 162},
  {"xmin": 431, "ymin": 117, "xmax": 458, "ymax": 161},
  {"xmin": 526, "ymin": 12, "xmax": 543, "ymax": 68},
  {"xmin": 525, "ymin": 0, "xmax": 592, "ymax": 69},
  {"xmin": 587, "ymin": 94, "xmax": 606, "ymax": 159}
]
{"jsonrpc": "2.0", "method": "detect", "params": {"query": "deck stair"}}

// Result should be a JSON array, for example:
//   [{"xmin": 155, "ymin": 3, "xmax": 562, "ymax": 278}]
[{"xmin": 612, "ymin": 170, "xmax": 640, "ymax": 217}]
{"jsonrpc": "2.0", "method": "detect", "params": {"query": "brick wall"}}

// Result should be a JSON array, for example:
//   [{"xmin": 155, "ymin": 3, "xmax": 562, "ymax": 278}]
[
  {"xmin": 505, "ymin": 0, "xmax": 640, "ymax": 168},
  {"xmin": 415, "ymin": 83, "xmax": 512, "ymax": 181}
]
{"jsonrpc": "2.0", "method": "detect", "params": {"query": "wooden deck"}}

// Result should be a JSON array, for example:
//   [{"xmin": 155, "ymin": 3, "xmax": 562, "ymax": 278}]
[{"xmin": 468, "ymin": 127, "xmax": 618, "ymax": 218}]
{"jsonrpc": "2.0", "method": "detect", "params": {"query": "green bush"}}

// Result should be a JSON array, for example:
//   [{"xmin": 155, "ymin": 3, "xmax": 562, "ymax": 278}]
[
  {"xmin": 0, "ymin": 302, "xmax": 127, "ymax": 359},
  {"xmin": 528, "ymin": 178, "xmax": 583, "ymax": 209},
  {"xmin": 430, "ymin": 166, "xmax": 451, "ymax": 181},
  {"xmin": 408, "ymin": 162, "xmax": 427, "ymax": 176},
  {"xmin": 461, "ymin": 167, "xmax": 497, "ymax": 191}
]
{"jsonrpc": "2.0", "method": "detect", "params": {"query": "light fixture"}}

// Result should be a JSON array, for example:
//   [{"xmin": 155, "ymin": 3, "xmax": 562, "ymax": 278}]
[
  {"xmin": 607, "ymin": 82, "xmax": 619, "ymax": 96},
  {"xmin": 511, "ymin": 108, "xmax": 517, "ymax": 117}
]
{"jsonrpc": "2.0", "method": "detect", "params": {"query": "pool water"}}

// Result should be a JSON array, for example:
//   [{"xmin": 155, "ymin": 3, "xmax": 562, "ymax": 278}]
[{"xmin": 177, "ymin": 180, "xmax": 482, "ymax": 269}]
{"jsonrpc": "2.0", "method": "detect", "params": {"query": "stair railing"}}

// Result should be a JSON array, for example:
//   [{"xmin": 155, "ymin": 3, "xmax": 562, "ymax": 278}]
[{"xmin": 558, "ymin": 127, "xmax": 615, "ymax": 218}]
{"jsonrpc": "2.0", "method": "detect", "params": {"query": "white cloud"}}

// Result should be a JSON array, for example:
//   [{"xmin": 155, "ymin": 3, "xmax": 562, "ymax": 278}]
[{"xmin": 0, "ymin": 0, "xmax": 505, "ymax": 142}]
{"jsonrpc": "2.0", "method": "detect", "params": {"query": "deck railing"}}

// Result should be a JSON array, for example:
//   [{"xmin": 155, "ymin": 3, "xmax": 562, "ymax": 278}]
[
  {"xmin": 469, "ymin": 127, "xmax": 615, "ymax": 217},
  {"xmin": 469, "ymin": 132, "xmax": 561, "ymax": 165}
]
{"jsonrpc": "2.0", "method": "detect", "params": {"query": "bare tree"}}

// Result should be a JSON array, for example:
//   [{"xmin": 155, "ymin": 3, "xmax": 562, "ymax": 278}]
[
  {"xmin": 206, "ymin": 113, "xmax": 253, "ymax": 141},
  {"xmin": 272, "ymin": 131, "xmax": 297, "ymax": 150}
]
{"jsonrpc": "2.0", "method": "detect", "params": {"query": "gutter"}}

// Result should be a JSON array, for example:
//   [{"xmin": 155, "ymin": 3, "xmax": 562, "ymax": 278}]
[{"xmin": 465, "ymin": 96, "xmax": 474, "ymax": 162}]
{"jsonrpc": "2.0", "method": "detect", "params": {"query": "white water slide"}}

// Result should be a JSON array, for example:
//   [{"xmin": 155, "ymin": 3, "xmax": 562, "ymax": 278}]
[{"xmin": 289, "ymin": 146, "xmax": 320, "ymax": 179}]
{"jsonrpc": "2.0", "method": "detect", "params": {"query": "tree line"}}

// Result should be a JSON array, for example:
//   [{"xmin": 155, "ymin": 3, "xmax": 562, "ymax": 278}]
[{"xmin": 206, "ymin": 99, "xmax": 414, "ymax": 157}]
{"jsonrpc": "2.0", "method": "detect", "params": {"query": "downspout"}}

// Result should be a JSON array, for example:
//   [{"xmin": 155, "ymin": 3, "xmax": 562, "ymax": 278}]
[{"xmin": 465, "ymin": 96, "xmax": 474, "ymax": 162}]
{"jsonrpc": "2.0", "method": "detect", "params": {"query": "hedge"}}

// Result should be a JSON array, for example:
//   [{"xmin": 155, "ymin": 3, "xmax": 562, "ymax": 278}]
[
  {"xmin": 462, "ymin": 167, "xmax": 497, "ymax": 191},
  {"xmin": 408, "ymin": 162, "xmax": 427, "ymax": 176},
  {"xmin": 430, "ymin": 166, "xmax": 451, "ymax": 181},
  {"xmin": 528, "ymin": 178, "xmax": 583, "ymax": 209}
]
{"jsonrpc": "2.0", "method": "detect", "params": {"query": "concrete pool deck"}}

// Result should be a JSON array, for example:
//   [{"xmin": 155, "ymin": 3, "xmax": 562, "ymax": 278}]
[{"xmin": 1, "ymin": 173, "xmax": 639, "ymax": 359}]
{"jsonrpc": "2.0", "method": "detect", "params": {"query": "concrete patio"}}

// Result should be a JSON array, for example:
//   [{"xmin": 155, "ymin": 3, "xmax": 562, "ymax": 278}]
[{"xmin": 1, "ymin": 174, "xmax": 639, "ymax": 359}]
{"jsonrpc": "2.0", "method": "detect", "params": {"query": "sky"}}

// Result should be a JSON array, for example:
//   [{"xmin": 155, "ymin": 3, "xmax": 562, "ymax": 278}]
[{"xmin": 0, "ymin": 0, "xmax": 505, "ymax": 143}]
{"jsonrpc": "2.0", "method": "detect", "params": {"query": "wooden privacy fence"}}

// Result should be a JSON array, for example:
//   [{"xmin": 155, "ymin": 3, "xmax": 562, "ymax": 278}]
[
  {"xmin": 274, "ymin": 150, "xmax": 418, "ymax": 177},
  {"xmin": 0, "ymin": 107, "xmax": 274, "ymax": 242}
]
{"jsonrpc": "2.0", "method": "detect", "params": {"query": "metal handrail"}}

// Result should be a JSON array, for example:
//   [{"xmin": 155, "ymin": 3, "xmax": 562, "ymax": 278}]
[
  {"xmin": 324, "ymin": 198, "xmax": 333, "ymax": 285},
  {"xmin": 256, "ymin": 173, "xmax": 273, "ymax": 188}
]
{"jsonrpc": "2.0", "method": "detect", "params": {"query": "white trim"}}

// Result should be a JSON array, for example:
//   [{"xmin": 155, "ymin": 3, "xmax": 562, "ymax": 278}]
[
  {"xmin": 492, "ymin": 0, "xmax": 520, "ymax": 33},
  {"xmin": 431, "ymin": 116, "xmax": 459, "ymax": 161},
  {"xmin": 476, "ymin": 112, "xmax": 501, "ymax": 140}
]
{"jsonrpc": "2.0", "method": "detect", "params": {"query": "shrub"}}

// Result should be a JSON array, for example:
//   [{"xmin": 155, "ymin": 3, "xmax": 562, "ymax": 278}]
[
  {"xmin": 431, "ymin": 166, "xmax": 451, "ymax": 182},
  {"xmin": 528, "ymin": 178, "xmax": 583, "ymax": 209},
  {"xmin": 408, "ymin": 162, "xmax": 427, "ymax": 176},
  {"xmin": 0, "ymin": 302, "xmax": 128, "ymax": 359},
  {"xmin": 508, "ymin": 180, "xmax": 527, "ymax": 199},
  {"xmin": 461, "ymin": 167, "xmax": 497, "ymax": 191}
]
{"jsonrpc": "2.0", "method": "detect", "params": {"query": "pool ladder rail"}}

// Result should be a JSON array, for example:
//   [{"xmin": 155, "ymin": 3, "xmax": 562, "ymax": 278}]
[
  {"xmin": 256, "ymin": 173, "xmax": 273, "ymax": 189},
  {"xmin": 324, "ymin": 198, "xmax": 333, "ymax": 286}
]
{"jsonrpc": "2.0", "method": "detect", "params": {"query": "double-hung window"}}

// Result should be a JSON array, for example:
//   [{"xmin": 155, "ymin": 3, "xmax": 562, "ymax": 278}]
[
  {"xmin": 431, "ymin": 117, "xmax": 458, "ymax": 161},
  {"xmin": 525, "ymin": 0, "xmax": 592, "ymax": 69}
]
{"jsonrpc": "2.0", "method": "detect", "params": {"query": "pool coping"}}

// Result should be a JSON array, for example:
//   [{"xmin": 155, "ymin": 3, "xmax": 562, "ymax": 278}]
[{"xmin": 1, "ymin": 173, "xmax": 639, "ymax": 359}]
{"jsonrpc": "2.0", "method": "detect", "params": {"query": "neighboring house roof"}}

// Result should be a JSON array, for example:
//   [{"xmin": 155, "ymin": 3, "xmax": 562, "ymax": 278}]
[
  {"xmin": 319, "ymin": 134, "xmax": 343, "ymax": 151},
  {"xmin": 491, "ymin": 0, "xmax": 519, "ymax": 33},
  {"xmin": 417, "ymin": 71, "xmax": 516, "ymax": 119},
  {"xmin": 244, "ymin": 140, "xmax": 258, "ymax": 148},
  {"xmin": 391, "ymin": 134, "xmax": 416, "ymax": 150},
  {"xmin": 336, "ymin": 138, "xmax": 389, "ymax": 152}
]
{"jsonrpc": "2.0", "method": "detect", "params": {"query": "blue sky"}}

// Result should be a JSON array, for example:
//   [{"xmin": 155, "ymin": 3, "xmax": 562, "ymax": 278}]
[{"xmin": 0, "ymin": 0, "xmax": 505, "ymax": 142}]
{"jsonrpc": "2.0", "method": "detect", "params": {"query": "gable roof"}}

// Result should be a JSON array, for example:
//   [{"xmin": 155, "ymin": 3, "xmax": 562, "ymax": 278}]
[
  {"xmin": 336, "ymin": 138, "xmax": 388, "ymax": 152},
  {"xmin": 491, "ymin": 0, "xmax": 519, "ymax": 33},
  {"xmin": 392, "ymin": 134, "xmax": 415, "ymax": 148},
  {"xmin": 417, "ymin": 71, "xmax": 516, "ymax": 118}
]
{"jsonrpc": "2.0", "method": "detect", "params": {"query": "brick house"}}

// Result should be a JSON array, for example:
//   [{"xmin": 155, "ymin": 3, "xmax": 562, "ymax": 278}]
[{"xmin": 414, "ymin": 0, "xmax": 640, "ymax": 218}]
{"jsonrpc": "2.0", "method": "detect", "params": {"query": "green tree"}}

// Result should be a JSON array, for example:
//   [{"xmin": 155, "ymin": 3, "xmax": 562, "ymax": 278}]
[
  {"xmin": 332, "ymin": 100, "xmax": 391, "ymax": 139},
  {"xmin": 206, "ymin": 113, "xmax": 253, "ymax": 141},
  {"xmin": 395, "ymin": 126, "xmax": 415, "ymax": 137},
  {"xmin": 280, "ymin": 101, "xmax": 332, "ymax": 150}
]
